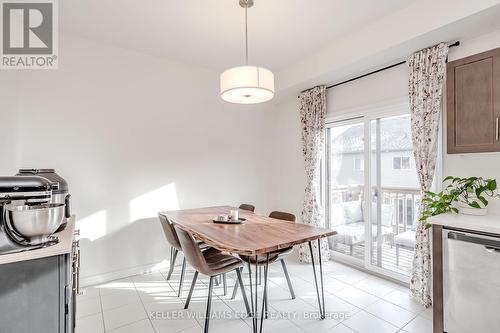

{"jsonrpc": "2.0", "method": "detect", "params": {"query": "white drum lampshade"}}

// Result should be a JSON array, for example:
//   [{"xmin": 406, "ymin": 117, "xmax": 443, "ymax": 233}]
[{"xmin": 220, "ymin": 65, "xmax": 274, "ymax": 104}]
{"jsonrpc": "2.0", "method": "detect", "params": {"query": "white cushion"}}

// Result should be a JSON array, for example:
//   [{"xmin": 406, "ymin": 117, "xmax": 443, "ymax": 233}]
[
  {"xmin": 394, "ymin": 230, "xmax": 416, "ymax": 248},
  {"xmin": 342, "ymin": 201, "xmax": 363, "ymax": 224},
  {"xmin": 367, "ymin": 203, "xmax": 394, "ymax": 227},
  {"xmin": 330, "ymin": 203, "xmax": 346, "ymax": 226}
]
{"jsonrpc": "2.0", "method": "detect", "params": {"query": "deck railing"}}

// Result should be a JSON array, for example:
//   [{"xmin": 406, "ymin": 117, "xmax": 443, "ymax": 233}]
[{"xmin": 328, "ymin": 185, "xmax": 421, "ymax": 235}]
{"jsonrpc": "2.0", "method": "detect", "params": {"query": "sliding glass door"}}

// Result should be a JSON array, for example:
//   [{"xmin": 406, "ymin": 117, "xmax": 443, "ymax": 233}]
[
  {"xmin": 326, "ymin": 109, "xmax": 420, "ymax": 281},
  {"xmin": 326, "ymin": 119, "xmax": 365, "ymax": 260}
]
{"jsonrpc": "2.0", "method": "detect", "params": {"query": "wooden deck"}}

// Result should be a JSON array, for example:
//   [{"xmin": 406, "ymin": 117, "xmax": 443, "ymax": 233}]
[{"xmin": 331, "ymin": 242, "xmax": 413, "ymax": 276}]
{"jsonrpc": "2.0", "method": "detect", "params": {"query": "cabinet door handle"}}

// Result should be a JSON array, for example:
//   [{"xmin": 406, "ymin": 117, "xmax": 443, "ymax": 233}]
[{"xmin": 496, "ymin": 117, "xmax": 499, "ymax": 141}]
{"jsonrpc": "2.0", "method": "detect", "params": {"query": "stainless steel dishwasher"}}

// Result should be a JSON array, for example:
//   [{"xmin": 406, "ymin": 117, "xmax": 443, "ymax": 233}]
[{"xmin": 443, "ymin": 229, "xmax": 500, "ymax": 333}]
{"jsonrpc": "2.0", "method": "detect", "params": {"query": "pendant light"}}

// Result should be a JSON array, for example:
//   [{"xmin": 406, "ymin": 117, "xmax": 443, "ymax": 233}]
[{"xmin": 220, "ymin": 0, "xmax": 274, "ymax": 104}]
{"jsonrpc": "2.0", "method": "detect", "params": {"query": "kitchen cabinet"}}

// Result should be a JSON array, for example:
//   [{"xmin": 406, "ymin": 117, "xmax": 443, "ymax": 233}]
[
  {"xmin": 0, "ymin": 253, "xmax": 75, "ymax": 333},
  {"xmin": 0, "ymin": 218, "xmax": 78, "ymax": 333},
  {"xmin": 447, "ymin": 47, "xmax": 500, "ymax": 154}
]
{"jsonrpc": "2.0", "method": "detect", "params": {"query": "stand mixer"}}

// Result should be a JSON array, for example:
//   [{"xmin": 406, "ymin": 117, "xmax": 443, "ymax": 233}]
[{"xmin": 0, "ymin": 176, "xmax": 64, "ymax": 254}]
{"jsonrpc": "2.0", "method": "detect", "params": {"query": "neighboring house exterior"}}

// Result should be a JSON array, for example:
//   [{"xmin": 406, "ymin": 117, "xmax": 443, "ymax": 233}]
[
  {"xmin": 328, "ymin": 116, "xmax": 420, "ymax": 230},
  {"xmin": 329, "ymin": 116, "xmax": 419, "ymax": 189}
]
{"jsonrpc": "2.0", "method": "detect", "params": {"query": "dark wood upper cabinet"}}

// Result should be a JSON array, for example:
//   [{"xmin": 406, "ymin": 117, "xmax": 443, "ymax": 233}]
[{"xmin": 447, "ymin": 47, "xmax": 500, "ymax": 154}]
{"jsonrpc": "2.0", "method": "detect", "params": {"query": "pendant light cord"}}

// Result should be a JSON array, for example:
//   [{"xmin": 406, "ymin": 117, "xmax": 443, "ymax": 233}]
[{"xmin": 245, "ymin": 3, "xmax": 248, "ymax": 65}]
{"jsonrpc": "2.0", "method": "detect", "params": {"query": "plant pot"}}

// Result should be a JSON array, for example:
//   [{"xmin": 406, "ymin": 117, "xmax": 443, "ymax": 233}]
[{"xmin": 457, "ymin": 202, "xmax": 488, "ymax": 216}]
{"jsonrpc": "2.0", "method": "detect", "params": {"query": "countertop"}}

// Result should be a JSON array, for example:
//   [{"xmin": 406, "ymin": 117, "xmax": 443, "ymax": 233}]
[
  {"xmin": 429, "ymin": 212, "xmax": 500, "ymax": 235},
  {"xmin": 0, "ymin": 216, "xmax": 76, "ymax": 265}
]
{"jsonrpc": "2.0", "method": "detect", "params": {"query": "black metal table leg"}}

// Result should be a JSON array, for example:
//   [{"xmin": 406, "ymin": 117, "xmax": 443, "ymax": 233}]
[
  {"xmin": 254, "ymin": 256, "xmax": 259, "ymax": 333},
  {"xmin": 280, "ymin": 258, "xmax": 296, "ymax": 300},
  {"xmin": 317, "ymin": 239, "xmax": 325, "ymax": 319},
  {"xmin": 264, "ymin": 264, "xmax": 269, "ymax": 319},
  {"xmin": 247, "ymin": 261, "xmax": 256, "ymax": 333},
  {"xmin": 308, "ymin": 240, "xmax": 326, "ymax": 319},
  {"xmin": 236, "ymin": 267, "xmax": 251, "ymax": 317},
  {"xmin": 259, "ymin": 254, "xmax": 270, "ymax": 333}
]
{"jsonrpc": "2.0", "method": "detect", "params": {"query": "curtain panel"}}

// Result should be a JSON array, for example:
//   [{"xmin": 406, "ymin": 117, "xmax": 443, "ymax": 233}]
[
  {"xmin": 298, "ymin": 86, "xmax": 330, "ymax": 263},
  {"xmin": 407, "ymin": 43, "xmax": 448, "ymax": 307}
]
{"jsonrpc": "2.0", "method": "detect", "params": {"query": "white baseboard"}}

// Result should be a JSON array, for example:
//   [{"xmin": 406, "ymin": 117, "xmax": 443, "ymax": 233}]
[{"xmin": 80, "ymin": 261, "xmax": 170, "ymax": 288}]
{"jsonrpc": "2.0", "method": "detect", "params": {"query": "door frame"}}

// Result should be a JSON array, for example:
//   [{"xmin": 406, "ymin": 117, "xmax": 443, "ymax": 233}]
[{"xmin": 325, "ymin": 98, "xmax": 412, "ymax": 283}]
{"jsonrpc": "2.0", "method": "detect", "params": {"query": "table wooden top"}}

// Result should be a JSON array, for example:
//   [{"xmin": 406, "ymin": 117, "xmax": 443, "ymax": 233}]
[{"xmin": 159, "ymin": 206, "xmax": 336, "ymax": 255}]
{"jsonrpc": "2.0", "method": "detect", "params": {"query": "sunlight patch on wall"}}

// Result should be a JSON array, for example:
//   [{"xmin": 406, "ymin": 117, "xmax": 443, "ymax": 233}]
[
  {"xmin": 129, "ymin": 183, "xmax": 179, "ymax": 221},
  {"xmin": 77, "ymin": 210, "xmax": 107, "ymax": 241}
]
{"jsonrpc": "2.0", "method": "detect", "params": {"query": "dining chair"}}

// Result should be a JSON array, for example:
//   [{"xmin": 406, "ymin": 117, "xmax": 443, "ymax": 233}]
[
  {"xmin": 175, "ymin": 225, "xmax": 251, "ymax": 333},
  {"xmin": 239, "ymin": 203, "xmax": 255, "ymax": 212},
  {"xmin": 268, "ymin": 211, "xmax": 296, "ymax": 300},
  {"xmin": 231, "ymin": 211, "xmax": 297, "ymax": 318},
  {"xmin": 159, "ymin": 213, "xmax": 188, "ymax": 297},
  {"xmin": 159, "ymin": 214, "xmax": 228, "ymax": 297}
]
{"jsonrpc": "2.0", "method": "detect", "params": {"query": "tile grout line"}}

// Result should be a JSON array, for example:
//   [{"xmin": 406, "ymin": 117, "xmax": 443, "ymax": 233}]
[
  {"xmin": 81, "ymin": 261, "xmax": 429, "ymax": 333},
  {"xmin": 276, "ymin": 265, "xmax": 419, "ymax": 331},
  {"xmin": 132, "ymin": 273, "xmax": 176, "ymax": 333},
  {"xmin": 98, "ymin": 288, "xmax": 107, "ymax": 333}
]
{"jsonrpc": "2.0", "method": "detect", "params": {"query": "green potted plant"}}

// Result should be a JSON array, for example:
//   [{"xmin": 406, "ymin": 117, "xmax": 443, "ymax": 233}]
[{"xmin": 420, "ymin": 176, "xmax": 500, "ymax": 226}]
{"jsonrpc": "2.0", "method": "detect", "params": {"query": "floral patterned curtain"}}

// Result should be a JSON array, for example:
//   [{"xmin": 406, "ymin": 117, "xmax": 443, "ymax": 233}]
[
  {"xmin": 407, "ymin": 43, "xmax": 448, "ymax": 307},
  {"xmin": 298, "ymin": 86, "xmax": 330, "ymax": 263}
]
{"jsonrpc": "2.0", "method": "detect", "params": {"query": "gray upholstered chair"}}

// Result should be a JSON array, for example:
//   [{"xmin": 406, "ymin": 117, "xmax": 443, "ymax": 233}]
[
  {"xmin": 267, "ymin": 211, "xmax": 296, "ymax": 299},
  {"xmin": 175, "ymin": 225, "xmax": 250, "ymax": 333},
  {"xmin": 239, "ymin": 203, "xmax": 255, "ymax": 212},
  {"xmin": 159, "ymin": 213, "xmax": 187, "ymax": 297},
  {"xmin": 159, "ymin": 213, "xmax": 219, "ymax": 296}
]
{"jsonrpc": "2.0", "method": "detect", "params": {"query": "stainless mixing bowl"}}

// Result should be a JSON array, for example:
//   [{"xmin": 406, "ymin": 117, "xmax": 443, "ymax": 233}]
[{"xmin": 6, "ymin": 203, "xmax": 65, "ymax": 244}]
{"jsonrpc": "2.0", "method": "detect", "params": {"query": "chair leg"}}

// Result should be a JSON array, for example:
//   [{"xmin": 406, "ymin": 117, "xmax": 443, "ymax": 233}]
[
  {"xmin": 230, "ymin": 276, "xmax": 239, "ymax": 300},
  {"xmin": 236, "ymin": 267, "xmax": 251, "ymax": 317},
  {"xmin": 167, "ymin": 249, "xmax": 178, "ymax": 280},
  {"xmin": 204, "ymin": 276, "xmax": 214, "ymax": 333},
  {"xmin": 222, "ymin": 273, "xmax": 227, "ymax": 296},
  {"xmin": 214, "ymin": 275, "xmax": 220, "ymax": 286},
  {"xmin": 349, "ymin": 244, "xmax": 353, "ymax": 256},
  {"xmin": 184, "ymin": 271, "xmax": 199, "ymax": 309},
  {"xmin": 280, "ymin": 259, "xmax": 295, "ymax": 300},
  {"xmin": 178, "ymin": 257, "xmax": 186, "ymax": 297}
]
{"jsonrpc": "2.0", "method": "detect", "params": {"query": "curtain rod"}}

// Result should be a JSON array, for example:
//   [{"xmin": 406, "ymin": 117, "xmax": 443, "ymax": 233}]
[{"xmin": 300, "ymin": 41, "xmax": 460, "ymax": 94}]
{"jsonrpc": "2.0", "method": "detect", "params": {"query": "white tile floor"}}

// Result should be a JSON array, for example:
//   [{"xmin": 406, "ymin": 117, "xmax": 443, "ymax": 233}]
[{"xmin": 76, "ymin": 258, "xmax": 432, "ymax": 333}]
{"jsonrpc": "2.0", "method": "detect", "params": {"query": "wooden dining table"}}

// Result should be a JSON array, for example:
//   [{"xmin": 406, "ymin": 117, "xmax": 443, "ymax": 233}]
[{"xmin": 159, "ymin": 206, "xmax": 336, "ymax": 333}]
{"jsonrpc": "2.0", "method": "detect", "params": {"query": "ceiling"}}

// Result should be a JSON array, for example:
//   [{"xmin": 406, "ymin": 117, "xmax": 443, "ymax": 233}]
[{"xmin": 61, "ymin": 0, "xmax": 415, "ymax": 71}]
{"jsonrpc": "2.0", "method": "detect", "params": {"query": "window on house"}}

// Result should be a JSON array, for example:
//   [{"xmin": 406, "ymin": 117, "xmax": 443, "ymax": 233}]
[
  {"xmin": 354, "ymin": 157, "xmax": 364, "ymax": 171},
  {"xmin": 393, "ymin": 156, "xmax": 411, "ymax": 169}
]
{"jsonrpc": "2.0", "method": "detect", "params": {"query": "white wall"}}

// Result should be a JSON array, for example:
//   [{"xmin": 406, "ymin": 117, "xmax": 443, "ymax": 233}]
[
  {"xmin": 277, "ymin": 0, "xmax": 500, "ymax": 93},
  {"xmin": 0, "ymin": 72, "xmax": 21, "ymax": 174},
  {"xmin": 1, "ymin": 35, "xmax": 275, "ymax": 284}
]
